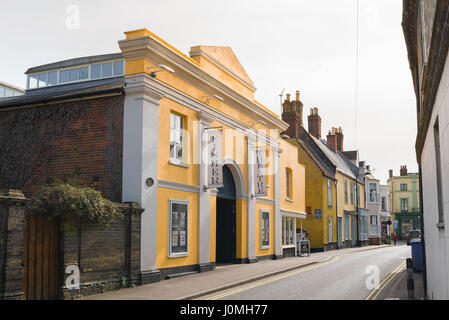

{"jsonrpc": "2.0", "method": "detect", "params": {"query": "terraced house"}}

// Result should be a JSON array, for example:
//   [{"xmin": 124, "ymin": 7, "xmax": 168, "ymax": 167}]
[
  {"xmin": 0, "ymin": 27, "xmax": 307, "ymax": 296},
  {"xmin": 281, "ymin": 98, "xmax": 367, "ymax": 252},
  {"xmin": 387, "ymin": 166, "xmax": 421, "ymax": 239}
]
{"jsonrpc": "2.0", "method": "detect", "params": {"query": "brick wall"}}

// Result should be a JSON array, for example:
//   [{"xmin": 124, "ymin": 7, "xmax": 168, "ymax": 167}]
[
  {"xmin": 61, "ymin": 203, "xmax": 142, "ymax": 299},
  {"xmin": 0, "ymin": 94, "xmax": 124, "ymax": 202}
]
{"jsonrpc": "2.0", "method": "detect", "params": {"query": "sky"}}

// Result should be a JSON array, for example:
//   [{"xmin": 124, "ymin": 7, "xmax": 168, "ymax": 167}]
[{"xmin": 0, "ymin": 0, "xmax": 418, "ymax": 184}]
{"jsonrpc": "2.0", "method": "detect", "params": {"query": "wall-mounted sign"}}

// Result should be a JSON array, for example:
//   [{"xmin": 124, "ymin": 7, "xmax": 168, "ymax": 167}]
[
  {"xmin": 254, "ymin": 148, "xmax": 267, "ymax": 197},
  {"xmin": 306, "ymin": 206, "xmax": 312, "ymax": 215},
  {"xmin": 207, "ymin": 129, "xmax": 223, "ymax": 188},
  {"xmin": 315, "ymin": 209, "xmax": 322, "ymax": 220}
]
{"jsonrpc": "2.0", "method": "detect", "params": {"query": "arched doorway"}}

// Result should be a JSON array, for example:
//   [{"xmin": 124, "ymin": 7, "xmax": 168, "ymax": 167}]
[{"xmin": 216, "ymin": 165, "xmax": 237, "ymax": 263}]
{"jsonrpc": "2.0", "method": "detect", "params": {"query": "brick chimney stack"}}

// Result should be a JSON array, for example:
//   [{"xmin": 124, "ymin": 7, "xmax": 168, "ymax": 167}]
[
  {"xmin": 281, "ymin": 91, "xmax": 303, "ymax": 139},
  {"xmin": 389, "ymin": 170, "xmax": 393, "ymax": 178},
  {"xmin": 308, "ymin": 107, "xmax": 322, "ymax": 139},
  {"xmin": 327, "ymin": 128, "xmax": 337, "ymax": 151},
  {"xmin": 336, "ymin": 127, "xmax": 344, "ymax": 152},
  {"xmin": 400, "ymin": 165, "xmax": 408, "ymax": 176}
]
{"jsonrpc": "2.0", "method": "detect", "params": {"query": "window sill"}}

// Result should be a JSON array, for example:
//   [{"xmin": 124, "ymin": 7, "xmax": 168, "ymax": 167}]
[
  {"xmin": 282, "ymin": 245, "xmax": 296, "ymax": 249},
  {"xmin": 285, "ymin": 198, "xmax": 293, "ymax": 203},
  {"xmin": 169, "ymin": 160, "xmax": 190, "ymax": 168},
  {"xmin": 436, "ymin": 222, "xmax": 445, "ymax": 229},
  {"xmin": 260, "ymin": 246, "xmax": 270, "ymax": 250},
  {"xmin": 168, "ymin": 253, "xmax": 189, "ymax": 259}
]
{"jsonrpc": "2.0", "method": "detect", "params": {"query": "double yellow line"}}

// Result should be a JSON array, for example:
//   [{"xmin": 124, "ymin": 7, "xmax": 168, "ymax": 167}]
[
  {"xmin": 205, "ymin": 256, "xmax": 341, "ymax": 300},
  {"xmin": 365, "ymin": 261, "xmax": 406, "ymax": 300}
]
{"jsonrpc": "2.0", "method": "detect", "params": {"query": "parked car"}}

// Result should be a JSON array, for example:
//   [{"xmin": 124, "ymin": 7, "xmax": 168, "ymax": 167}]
[{"xmin": 406, "ymin": 230, "xmax": 421, "ymax": 245}]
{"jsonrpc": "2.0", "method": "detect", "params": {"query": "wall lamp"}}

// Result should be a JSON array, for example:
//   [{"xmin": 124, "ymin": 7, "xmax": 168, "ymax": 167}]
[{"xmin": 148, "ymin": 64, "xmax": 175, "ymax": 78}]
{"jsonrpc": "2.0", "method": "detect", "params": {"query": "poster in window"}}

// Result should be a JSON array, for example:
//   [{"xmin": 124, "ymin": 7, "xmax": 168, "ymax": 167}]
[
  {"xmin": 207, "ymin": 129, "xmax": 223, "ymax": 188},
  {"xmin": 180, "ymin": 230, "xmax": 186, "ymax": 246}
]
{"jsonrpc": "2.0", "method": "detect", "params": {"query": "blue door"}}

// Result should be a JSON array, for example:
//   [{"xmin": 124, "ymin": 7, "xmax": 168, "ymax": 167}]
[{"xmin": 337, "ymin": 217, "xmax": 342, "ymax": 248}]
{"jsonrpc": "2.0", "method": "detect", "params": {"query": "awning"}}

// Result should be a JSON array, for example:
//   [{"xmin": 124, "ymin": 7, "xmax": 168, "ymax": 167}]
[{"xmin": 281, "ymin": 209, "xmax": 307, "ymax": 219}]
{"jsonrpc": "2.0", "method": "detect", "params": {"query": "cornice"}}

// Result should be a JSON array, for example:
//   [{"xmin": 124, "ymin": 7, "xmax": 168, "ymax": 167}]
[
  {"xmin": 118, "ymin": 36, "xmax": 288, "ymax": 132},
  {"xmin": 124, "ymin": 73, "xmax": 278, "ymax": 147}
]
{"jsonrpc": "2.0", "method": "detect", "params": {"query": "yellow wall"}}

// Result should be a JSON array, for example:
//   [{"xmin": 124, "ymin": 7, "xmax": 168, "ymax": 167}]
[{"xmin": 156, "ymin": 188, "xmax": 199, "ymax": 269}]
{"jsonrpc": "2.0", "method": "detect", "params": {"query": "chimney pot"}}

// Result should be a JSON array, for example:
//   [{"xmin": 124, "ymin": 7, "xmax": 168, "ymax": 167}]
[
  {"xmin": 389, "ymin": 170, "xmax": 393, "ymax": 178},
  {"xmin": 296, "ymin": 91, "xmax": 300, "ymax": 102},
  {"xmin": 286, "ymin": 93, "xmax": 291, "ymax": 102}
]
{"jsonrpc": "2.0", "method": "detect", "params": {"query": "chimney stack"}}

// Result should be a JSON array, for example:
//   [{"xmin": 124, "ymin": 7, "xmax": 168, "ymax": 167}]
[
  {"xmin": 400, "ymin": 165, "xmax": 408, "ymax": 176},
  {"xmin": 308, "ymin": 107, "xmax": 322, "ymax": 140},
  {"xmin": 336, "ymin": 127, "xmax": 344, "ymax": 152},
  {"xmin": 389, "ymin": 170, "xmax": 393, "ymax": 178},
  {"xmin": 366, "ymin": 165, "xmax": 371, "ymax": 172},
  {"xmin": 281, "ymin": 91, "xmax": 303, "ymax": 139},
  {"xmin": 326, "ymin": 128, "xmax": 337, "ymax": 151}
]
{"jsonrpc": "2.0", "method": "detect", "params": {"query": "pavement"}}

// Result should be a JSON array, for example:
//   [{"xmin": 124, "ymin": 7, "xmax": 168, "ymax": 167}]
[{"xmin": 85, "ymin": 245, "xmax": 389, "ymax": 300}]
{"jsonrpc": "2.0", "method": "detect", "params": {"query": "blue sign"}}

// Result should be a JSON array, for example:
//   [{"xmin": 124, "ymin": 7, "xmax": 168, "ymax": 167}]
[
  {"xmin": 315, "ymin": 209, "xmax": 322, "ymax": 220},
  {"xmin": 393, "ymin": 221, "xmax": 398, "ymax": 230}
]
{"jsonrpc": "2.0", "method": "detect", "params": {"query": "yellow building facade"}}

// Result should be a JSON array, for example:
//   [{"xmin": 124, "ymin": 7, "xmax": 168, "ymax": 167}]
[
  {"xmin": 119, "ymin": 29, "xmax": 306, "ymax": 283},
  {"xmin": 281, "ymin": 106, "xmax": 366, "ymax": 252}
]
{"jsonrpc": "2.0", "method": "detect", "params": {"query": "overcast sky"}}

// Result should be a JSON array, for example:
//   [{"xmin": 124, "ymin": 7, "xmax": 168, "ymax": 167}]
[{"xmin": 0, "ymin": 0, "xmax": 418, "ymax": 184}]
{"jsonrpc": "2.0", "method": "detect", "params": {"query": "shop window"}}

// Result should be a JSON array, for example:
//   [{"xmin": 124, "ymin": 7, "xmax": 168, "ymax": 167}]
[
  {"xmin": 282, "ymin": 216, "xmax": 295, "ymax": 246},
  {"xmin": 260, "ymin": 210, "xmax": 270, "ymax": 249},
  {"xmin": 170, "ymin": 112, "xmax": 185, "ymax": 164},
  {"xmin": 344, "ymin": 214, "xmax": 350, "ymax": 240},
  {"xmin": 169, "ymin": 200, "xmax": 188, "ymax": 257},
  {"xmin": 328, "ymin": 217, "xmax": 333, "ymax": 243}
]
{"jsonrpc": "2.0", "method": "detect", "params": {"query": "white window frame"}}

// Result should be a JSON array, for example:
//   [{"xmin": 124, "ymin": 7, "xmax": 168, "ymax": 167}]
[
  {"xmin": 369, "ymin": 182, "xmax": 378, "ymax": 203},
  {"xmin": 400, "ymin": 198, "xmax": 408, "ymax": 212},
  {"xmin": 328, "ymin": 179, "xmax": 333, "ymax": 207},
  {"xmin": 282, "ymin": 216, "xmax": 295, "ymax": 247},
  {"xmin": 168, "ymin": 199, "xmax": 189, "ymax": 258},
  {"xmin": 328, "ymin": 217, "xmax": 333, "ymax": 243},
  {"xmin": 286, "ymin": 168, "xmax": 292, "ymax": 201},
  {"xmin": 260, "ymin": 210, "xmax": 270, "ymax": 249}
]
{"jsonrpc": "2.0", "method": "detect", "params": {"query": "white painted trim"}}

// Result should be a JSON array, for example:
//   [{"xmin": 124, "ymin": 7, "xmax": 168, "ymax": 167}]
[
  {"xmin": 118, "ymin": 36, "xmax": 288, "ymax": 131},
  {"xmin": 158, "ymin": 180, "xmax": 200, "ymax": 193},
  {"xmin": 281, "ymin": 210, "xmax": 307, "ymax": 219}
]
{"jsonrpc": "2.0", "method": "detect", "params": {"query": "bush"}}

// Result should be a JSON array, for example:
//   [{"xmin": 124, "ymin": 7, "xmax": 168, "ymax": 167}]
[{"xmin": 29, "ymin": 183, "xmax": 122, "ymax": 226}]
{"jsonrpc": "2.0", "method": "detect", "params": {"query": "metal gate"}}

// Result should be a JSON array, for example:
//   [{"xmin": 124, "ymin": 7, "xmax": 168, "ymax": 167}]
[{"xmin": 22, "ymin": 213, "xmax": 60, "ymax": 300}]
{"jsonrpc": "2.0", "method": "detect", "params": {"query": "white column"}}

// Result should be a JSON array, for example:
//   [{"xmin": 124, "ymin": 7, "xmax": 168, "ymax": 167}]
[
  {"xmin": 273, "ymin": 143, "xmax": 283, "ymax": 259},
  {"xmin": 247, "ymin": 135, "xmax": 257, "ymax": 263},
  {"xmin": 198, "ymin": 112, "xmax": 213, "ymax": 271},
  {"xmin": 122, "ymin": 74, "xmax": 163, "ymax": 284}
]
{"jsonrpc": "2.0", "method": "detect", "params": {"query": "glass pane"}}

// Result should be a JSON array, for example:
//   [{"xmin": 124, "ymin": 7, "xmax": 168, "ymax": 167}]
[
  {"xmin": 91, "ymin": 64, "xmax": 101, "ymax": 79},
  {"xmin": 0, "ymin": 87, "xmax": 4, "ymax": 98},
  {"xmin": 4, "ymin": 88, "xmax": 13, "ymax": 97},
  {"xmin": 29, "ymin": 74, "xmax": 39, "ymax": 88},
  {"xmin": 113, "ymin": 60, "xmax": 124, "ymax": 76},
  {"xmin": 171, "ymin": 203, "xmax": 188, "ymax": 253},
  {"xmin": 38, "ymin": 73, "xmax": 48, "ymax": 87},
  {"xmin": 170, "ymin": 113, "xmax": 175, "ymax": 129},
  {"xmin": 69, "ymin": 68, "xmax": 79, "ymax": 81},
  {"xmin": 59, "ymin": 70, "xmax": 69, "ymax": 83},
  {"xmin": 48, "ymin": 71, "xmax": 57, "ymax": 85},
  {"xmin": 176, "ymin": 144, "xmax": 183, "ymax": 160},
  {"xmin": 79, "ymin": 67, "xmax": 89, "ymax": 80},
  {"xmin": 102, "ymin": 62, "xmax": 113, "ymax": 77}
]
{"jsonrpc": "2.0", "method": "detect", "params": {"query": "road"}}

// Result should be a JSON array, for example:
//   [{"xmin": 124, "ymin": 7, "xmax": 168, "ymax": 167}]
[{"xmin": 198, "ymin": 244, "xmax": 411, "ymax": 300}]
